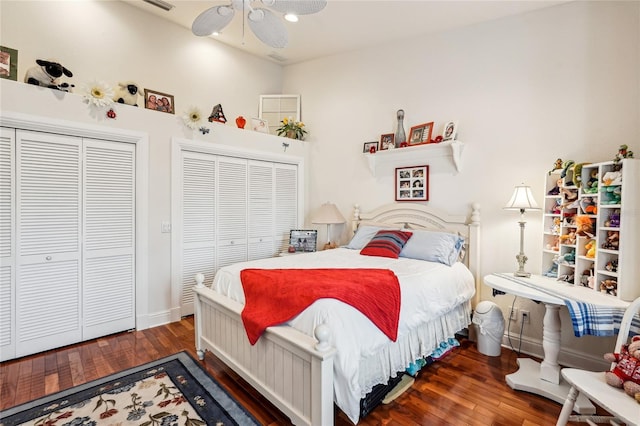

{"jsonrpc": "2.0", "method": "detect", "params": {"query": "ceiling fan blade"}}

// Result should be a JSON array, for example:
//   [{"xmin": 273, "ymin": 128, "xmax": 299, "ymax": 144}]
[
  {"xmin": 248, "ymin": 8, "xmax": 288, "ymax": 48},
  {"xmin": 192, "ymin": 5, "xmax": 235, "ymax": 36},
  {"xmin": 267, "ymin": 0, "xmax": 327, "ymax": 15}
]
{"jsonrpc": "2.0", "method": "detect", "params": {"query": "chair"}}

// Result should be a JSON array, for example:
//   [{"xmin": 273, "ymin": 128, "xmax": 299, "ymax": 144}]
[{"xmin": 556, "ymin": 297, "xmax": 640, "ymax": 426}]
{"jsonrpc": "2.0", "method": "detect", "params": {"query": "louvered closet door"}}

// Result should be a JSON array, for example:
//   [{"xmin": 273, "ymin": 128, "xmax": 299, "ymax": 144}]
[
  {"xmin": 181, "ymin": 152, "xmax": 216, "ymax": 316},
  {"xmin": 248, "ymin": 160, "xmax": 275, "ymax": 260},
  {"xmin": 82, "ymin": 139, "xmax": 135, "ymax": 340},
  {"xmin": 16, "ymin": 130, "xmax": 82, "ymax": 357},
  {"xmin": 217, "ymin": 157, "xmax": 247, "ymax": 269},
  {"xmin": 275, "ymin": 163, "xmax": 298, "ymax": 252},
  {"xmin": 0, "ymin": 128, "xmax": 16, "ymax": 361}
]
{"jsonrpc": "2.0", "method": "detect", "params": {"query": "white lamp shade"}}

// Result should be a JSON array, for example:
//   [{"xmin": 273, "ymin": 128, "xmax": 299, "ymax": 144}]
[
  {"xmin": 311, "ymin": 202, "xmax": 346, "ymax": 224},
  {"xmin": 504, "ymin": 184, "xmax": 540, "ymax": 211}
]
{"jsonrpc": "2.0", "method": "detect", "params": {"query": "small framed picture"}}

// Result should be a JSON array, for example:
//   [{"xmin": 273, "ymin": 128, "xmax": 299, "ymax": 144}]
[
  {"xmin": 379, "ymin": 133, "xmax": 395, "ymax": 150},
  {"xmin": 363, "ymin": 141, "xmax": 378, "ymax": 153},
  {"xmin": 442, "ymin": 121, "xmax": 458, "ymax": 141},
  {"xmin": 408, "ymin": 122, "xmax": 434, "ymax": 146},
  {"xmin": 395, "ymin": 165, "xmax": 429, "ymax": 201},
  {"xmin": 144, "ymin": 89, "xmax": 174, "ymax": 114},
  {"xmin": 0, "ymin": 45, "xmax": 18, "ymax": 81},
  {"xmin": 251, "ymin": 117, "xmax": 269, "ymax": 133},
  {"xmin": 289, "ymin": 229, "xmax": 317, "ymax": 252}
]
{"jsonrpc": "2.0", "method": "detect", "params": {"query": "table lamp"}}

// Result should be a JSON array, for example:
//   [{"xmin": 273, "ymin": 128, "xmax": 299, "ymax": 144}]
[
  {"xmin": 311, "ymin": 202, "xmax": 346, "ymax": 250},
  {"xmin": 504, "ymin": 184, "xmax": 540, "ymax": 277}
]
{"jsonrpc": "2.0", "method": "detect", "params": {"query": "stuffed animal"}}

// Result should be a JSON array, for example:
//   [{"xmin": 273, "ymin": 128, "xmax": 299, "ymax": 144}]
[
  {"xmin": 604, "ymin": 335, "xmax": 640, "ymax": 401},
  {"xmin": 580, "ymin": 197, "xmax": 597, "ymax": 215},
  {"xmin": 24, "ymin": 58, "xmax": 74, "ymax": 91},
  {"xmin": 600, "ymin": 279, "xmax": 617, "ymax": 296},
  {"xmin": 602, "ymin": 230, "xmax": 619, "ymax": 250},
  {"xmin": 584, "ymin": 239, "xmax": 595, "ymax": 258},
  {"xmin": 603, "ymin": 185, "xmax": 622, "ymax": 205},
  {"xmin": 614, "ymin": 144, "xmax": 634, "ymax": 165},
  {"xmin": 113, "ymin": 81, "xmax": 141, "ymax": 106},
  {"xmin": 560, "ymin": 184, "xmax": 578, "ymax": 209},
  {"xmin": 575, "ymin": 216, "xmax": 594, "ymax": 238},
  {"xmin": 602, "ymin": 171, "xmax": 622, "ymax": 186},
  {"xmin": 605, "ymin": 209, "xmax": 621, "ymax": 228},
  {"xmin": 559, "ymin": 230, "xmax": 576, "ymax": 246},
  {"xmin": 582, "ymin": 169, "xmax": 599, "ymax": 194}
]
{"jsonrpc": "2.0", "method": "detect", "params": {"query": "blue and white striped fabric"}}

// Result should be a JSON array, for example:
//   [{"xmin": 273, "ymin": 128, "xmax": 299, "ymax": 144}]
[{"xmin": 493, "ymin": 273, "xmax": 639, "ymax": 337}]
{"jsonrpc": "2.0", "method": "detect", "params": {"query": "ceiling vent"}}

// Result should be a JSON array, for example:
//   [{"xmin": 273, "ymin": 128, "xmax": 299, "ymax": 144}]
[{"xmin": 143, "ymin": 0, "xmax": 174, "ymax": 12}]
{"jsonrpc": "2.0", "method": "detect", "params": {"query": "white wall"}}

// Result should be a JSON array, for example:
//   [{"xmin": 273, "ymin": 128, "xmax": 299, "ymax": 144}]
[
  {"xmin": 283, "ymin": 1, "xmax": 639, "ymax": 366},
  {"xmin": 2, "ymin": 0, "xmax": 638, "ymax": 366}
]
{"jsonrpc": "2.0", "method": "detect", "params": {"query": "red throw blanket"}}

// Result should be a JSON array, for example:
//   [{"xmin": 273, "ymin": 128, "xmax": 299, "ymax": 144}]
[{"xmin": 240, "ymin": 268, "xmax": 401, "ymax": 345}]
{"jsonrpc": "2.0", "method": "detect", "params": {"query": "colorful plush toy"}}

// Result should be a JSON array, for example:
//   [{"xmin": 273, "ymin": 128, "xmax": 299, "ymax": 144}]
[
  {"xmin": 580, "ymin": 197, "xmax": 597, "ymax": 215},
  {"xmin": 600, "ymin": 279, "xmax": 618, "ymax": 296},
  {"xmin": 24, "ymin": 58, "xmax": 74, "ymax": 91},
  {"xmin": 604, "ymin": 335, "xmax": 640, "ymax": 401},
  {"xmin": 584, "ymin": 239, "xmax": 595, "ymax": 258},
  {"xmin": 575, "ymin": 216, "xmax": 594, "ymax": 238},
  {"xmin": 602, "ymin": 230, "xmax": 619, "ymax": 250}
]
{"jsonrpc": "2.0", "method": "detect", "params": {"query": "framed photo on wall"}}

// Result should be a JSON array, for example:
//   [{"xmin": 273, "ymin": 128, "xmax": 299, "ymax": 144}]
[
  {"xmin": 0, "ymin": 45, "xmax": 18, "ymax": 81},
  {"xmin": 363, "ymin": 141, "xmax": 378, "ymax": 153},
  {"xmin": 379, "ymin": 133, "xmax": 395, "ymax": 150},
  {"xmin": 395, "ymin": 165, "xmax": 429, "ymax": 201},
  {"xmin": 408, "ymin": 122, "xmax": 434, "ymax": 146},
  {"xmin": 442, "ymin": 121, "xmax": 458, "ymax": 141},
  {"xmin": 144, "ymin": 89, "xmax": 174, "ymax": 114}
]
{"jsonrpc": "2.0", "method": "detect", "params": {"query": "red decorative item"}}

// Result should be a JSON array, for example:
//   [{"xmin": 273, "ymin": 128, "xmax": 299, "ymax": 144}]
[
  {"xmin": 434, "ymin": 135, "xmax": 443, "ymax": 143},
  {"xmin": 369, "ymin": 146, "xmax": 376, "ymax": 154},
  {"xmin": 106, "ymin": 108, "xmax": 116, "ymax": 119},
  {"xmin": 400, "ymin": 142, "xmax": 408, "ymax": 148},
  {"xmin": 235, "ymin": 116, "xmax": 246, "ymax": 129}
]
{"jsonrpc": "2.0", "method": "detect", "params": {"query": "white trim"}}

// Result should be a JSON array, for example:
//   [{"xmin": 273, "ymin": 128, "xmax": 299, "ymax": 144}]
[
  {"xmin": 170, "ymin": 137, "xmax": 305, "ymax": 321},
  {"xmin": 0, "ymin": 111, "xmax": 150, "ymax": 331}
]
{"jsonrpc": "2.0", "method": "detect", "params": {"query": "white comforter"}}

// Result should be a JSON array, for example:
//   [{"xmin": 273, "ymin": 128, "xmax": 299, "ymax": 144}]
[{"xmin": 212, "ymin": 248, "xmax": 475, "ymax": 424}]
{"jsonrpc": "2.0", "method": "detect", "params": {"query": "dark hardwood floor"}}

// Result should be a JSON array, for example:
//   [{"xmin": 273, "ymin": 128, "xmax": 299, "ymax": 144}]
[{"xmin": 0, "ymin": 317, "xmax": 601, "ymax": 425}]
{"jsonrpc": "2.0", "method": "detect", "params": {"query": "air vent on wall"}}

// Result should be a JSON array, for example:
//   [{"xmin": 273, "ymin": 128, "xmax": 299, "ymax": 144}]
[{"xmin": 143, "ymin": 0, "xmax": 174, "ymax": 12}]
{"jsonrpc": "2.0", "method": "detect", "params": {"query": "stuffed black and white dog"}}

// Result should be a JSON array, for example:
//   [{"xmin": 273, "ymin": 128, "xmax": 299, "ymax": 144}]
[
  {"xmin": 24, "ymin": 59, "xmax": 74, "ymax": 92},
  {"xmin": 113, "ymin": 81, "xmax": 141, "ymax": 106}
]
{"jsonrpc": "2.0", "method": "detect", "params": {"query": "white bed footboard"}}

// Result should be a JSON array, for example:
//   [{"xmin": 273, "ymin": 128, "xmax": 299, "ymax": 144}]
[{"xmin": 193, "ymin": 274, "xmax": 336, "ymax": 426}]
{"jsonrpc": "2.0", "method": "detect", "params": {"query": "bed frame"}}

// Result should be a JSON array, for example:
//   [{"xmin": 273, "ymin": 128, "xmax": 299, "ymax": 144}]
[{"xmin": 193, "ymin": 202, "xmax": 481, "ymax": 426}]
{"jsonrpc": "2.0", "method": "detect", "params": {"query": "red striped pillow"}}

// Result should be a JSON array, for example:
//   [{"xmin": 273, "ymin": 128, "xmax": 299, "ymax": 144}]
[{"xmin": 360, "ymin": 230, "xmax": 413, "ymax": 259}]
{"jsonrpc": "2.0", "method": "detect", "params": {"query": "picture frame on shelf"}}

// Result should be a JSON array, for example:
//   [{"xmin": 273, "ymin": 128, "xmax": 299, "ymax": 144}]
[
  {"xmin": 379, "ymin": 133, "xmax": 395, "ymax": 150},
  {"xmin": 289, "ymin": 229, "xmax": 318, "ymax": 252},
  {"xmin": 363, "ymin": 141, "xmax": 378, "ymax": 153},
  {"xmin": 408, "ymin": 122, "xmax": 434, "ymax": 146},
  {"xmin": 144, "ymin": 89, "xmax": 174, "ymax": 114},
  {"xmin": 442, "ymin": 121, "xmax": 458, "ymax": 141},
  {"xmin": 395, "ymin": 165, "xmax": 429, "ymax": 201},
  {"xmin": 0, "ymin": 45, "xmax": 18, "ymax": 81},
  {"xmin": 251, "ymin": 117, "xmax": 269, "ymax": 133}
]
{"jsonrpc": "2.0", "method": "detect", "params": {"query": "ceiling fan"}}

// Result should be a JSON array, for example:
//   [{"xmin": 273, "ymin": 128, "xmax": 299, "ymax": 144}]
[{"xmin": 192, "ymin": 0, "xmax": 327, "ymax": 49}]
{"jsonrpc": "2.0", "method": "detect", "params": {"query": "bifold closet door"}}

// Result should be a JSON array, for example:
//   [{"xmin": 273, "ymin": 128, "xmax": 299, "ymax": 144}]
[
  {"xmin": 274, "ymin": 163, "xmax": 298, "ymax": 252},
  {"xmin": 15, "ymin": 130, "xmax": 82, "ymax": 357},
  {"xmin": 0, "ymin": 128, "xmax": 16, "ymax": 361},
  {"xmin": 180, "ymin": 152, "xmax": 216, "ymax": 317},
  {"xmin": 82, "ymin": 139, "xmax": 135, "ymax": 340},
  {"xmin": 248, "ymin": 160, "xmax": 275, "ymax": 260}
]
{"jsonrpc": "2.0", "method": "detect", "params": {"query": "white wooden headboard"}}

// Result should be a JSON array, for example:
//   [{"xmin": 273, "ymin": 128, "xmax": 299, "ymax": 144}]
[{"xmin": 352, "ymin": 202, "xmax": 481, "ymax": 307}]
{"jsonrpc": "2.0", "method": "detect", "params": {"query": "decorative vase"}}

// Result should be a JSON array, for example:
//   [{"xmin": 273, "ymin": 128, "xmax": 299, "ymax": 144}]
[
  {"xmin": 395, "ymin": 109, "xmax": 406, "ymax": 148},
  {"xmin": 286, "ymin": 129, "xmax": 296, "ymax": 139},
  {"xmin": 235, "ymin": 116, "xmax": 246, "ymax": 129}
]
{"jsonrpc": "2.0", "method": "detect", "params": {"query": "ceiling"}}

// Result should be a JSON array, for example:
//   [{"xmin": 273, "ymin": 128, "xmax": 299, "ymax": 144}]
[{"xmin": 123, "ymin": 0, "xmax": 570, "ymax": 65}]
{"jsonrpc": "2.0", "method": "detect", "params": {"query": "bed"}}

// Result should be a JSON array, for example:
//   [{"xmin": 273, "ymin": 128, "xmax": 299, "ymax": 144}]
[{"xmin": 193, "ymin": 202, "xmax": 481, "ymax": 425}]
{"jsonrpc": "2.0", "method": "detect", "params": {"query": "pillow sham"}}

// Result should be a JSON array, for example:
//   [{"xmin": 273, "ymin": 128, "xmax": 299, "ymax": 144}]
[
  {"xmin": 345, "ymin": 225, "xmax": 400, "ymax": 250},
  {"xmin": 360, "ymin": 230, "xmax": 413, "ymax": 259},
  {"xmin": 399, "ymin": 229, "xmax": 464, "ymax": 266}
]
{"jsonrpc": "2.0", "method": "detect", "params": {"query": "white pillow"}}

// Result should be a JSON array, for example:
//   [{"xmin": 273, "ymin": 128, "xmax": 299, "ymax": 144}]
[
  {"xmin": 344, "ymin": 225, "xmax": 400, "ymax": 250},
  {"xmin": 399, "ymin": 229, "xmax": 464, "ymax": 266}
]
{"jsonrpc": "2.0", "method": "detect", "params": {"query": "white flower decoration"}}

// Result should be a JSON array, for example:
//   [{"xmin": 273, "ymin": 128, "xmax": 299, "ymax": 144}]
[
  {"xmin": 81, "ymin": 79, "xmax": 114, "ymax": 107},
  {"xmin": 182, "ymin": 106, "xmax": 203, "ymax": 130}
]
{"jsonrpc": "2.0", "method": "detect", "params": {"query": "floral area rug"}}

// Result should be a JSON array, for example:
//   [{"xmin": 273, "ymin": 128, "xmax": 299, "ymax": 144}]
[{"xmin": 0, "ymin": 351, "xmax": 259, "ymax": 426}]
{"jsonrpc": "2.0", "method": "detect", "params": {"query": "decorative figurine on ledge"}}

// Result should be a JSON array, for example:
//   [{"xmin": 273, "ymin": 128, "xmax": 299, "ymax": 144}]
[{"xmin": 208, "ymin": 104, "xmax": 227, "ymax": 123}]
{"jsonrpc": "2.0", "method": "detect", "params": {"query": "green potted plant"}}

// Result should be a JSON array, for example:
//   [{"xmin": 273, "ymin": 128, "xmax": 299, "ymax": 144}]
[{"xmin": 276, "ymin": 117, "xmax": 307, "ymax": 140}]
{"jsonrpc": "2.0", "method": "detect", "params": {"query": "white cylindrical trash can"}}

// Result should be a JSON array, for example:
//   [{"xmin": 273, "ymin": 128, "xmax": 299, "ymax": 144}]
[{"xmin": 472, "ymin": 301, "xmax": 505, "ymax": 357}]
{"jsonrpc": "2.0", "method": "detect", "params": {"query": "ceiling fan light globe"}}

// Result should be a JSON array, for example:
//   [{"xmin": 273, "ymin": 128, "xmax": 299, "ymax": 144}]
[
  {"xmin": 217, "ymin": 5, "xmax": 233, "ymax": 16},
  {"xmin": 248, "ymin": 9, "xmax": 265, "ymax": 22}
]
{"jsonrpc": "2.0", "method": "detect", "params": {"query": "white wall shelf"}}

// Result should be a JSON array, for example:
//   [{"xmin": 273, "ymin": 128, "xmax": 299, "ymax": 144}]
[{"xmin": 364, "ymin": 140, "xmax": 464, "ymax": 176}]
